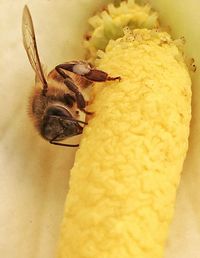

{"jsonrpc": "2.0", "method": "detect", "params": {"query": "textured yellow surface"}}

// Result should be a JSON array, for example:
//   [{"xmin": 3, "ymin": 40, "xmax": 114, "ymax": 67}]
[
  {"xmin": 1, "ymin": 1, "xmax": 200, "ymax": 258},
  {"xmin": 57, "ymin": 29, "xmax": 191, "ymax": 258},
  {"xmin": 85, "ymin": 0, "xmax": 158, "ymax": 60}
]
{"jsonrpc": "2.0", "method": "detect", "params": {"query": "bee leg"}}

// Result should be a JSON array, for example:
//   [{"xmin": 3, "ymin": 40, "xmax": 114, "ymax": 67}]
[
  {"xmin": 64, "ymin": 85, "xmax": 93, "ymax": 115},
  {"xmin": 56, "ymin": 65, "xmax": 94, "ymax": 114},
  {"xmin": 55, "ymin": 66, "xmax": 86, "ymax": 106},
  {"xmin": 49, "ymin": 135, "xmax": 79, "ymax": 147},
  {"xmin": 50, "ymin": 141, "xmax": 79, "ymax": 147},
  {"xmin": 56, "ymin": 62, "xmax": 121, "ymax": 83},
  {"xmin": 63, "ymin": 77, "xmax": 86, "ymax": 108},
  {"xmin": 84, "ymin": 70, "xmax": 121, "ymax": 83},
  {"xmin": 63, "ymin": 77, "xmax": 93, "ymax": 115}
]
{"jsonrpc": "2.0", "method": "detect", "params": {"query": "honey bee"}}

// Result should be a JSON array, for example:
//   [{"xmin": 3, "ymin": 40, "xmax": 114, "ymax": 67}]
[{"xmin": 22, "ymin": 5, "xmax": 120, "ymax": 147}]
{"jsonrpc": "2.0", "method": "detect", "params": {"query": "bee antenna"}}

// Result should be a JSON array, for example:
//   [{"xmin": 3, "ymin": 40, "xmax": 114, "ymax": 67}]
[
  {"xmin": 64, "ymin": 117, "xmax": 88, "ymax": 125},
  {"xmin": 51, "ymin": 115, "xmax": 88, "ymax": 125}
]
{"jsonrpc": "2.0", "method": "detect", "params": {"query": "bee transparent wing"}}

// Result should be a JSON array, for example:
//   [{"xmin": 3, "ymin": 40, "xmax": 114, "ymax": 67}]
[{"xmin": 22, "ymin": 5, "xmax": 48, "ymax": 91}]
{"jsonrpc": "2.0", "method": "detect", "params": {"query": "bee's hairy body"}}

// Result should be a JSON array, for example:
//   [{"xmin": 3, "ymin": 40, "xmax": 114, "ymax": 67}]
[
  {"xmin": 30, "ymin": 70, "xmax": 85, "ymax": 142},
  {"xmin": 22, "ymin": 5, "xmax": 120, "ymax": 147}
]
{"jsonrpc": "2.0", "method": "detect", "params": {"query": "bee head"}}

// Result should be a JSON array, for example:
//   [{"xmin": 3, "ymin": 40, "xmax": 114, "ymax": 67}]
[{"xmin": 41, "ymin": 104, "xmax": 83, "ymax": 141}]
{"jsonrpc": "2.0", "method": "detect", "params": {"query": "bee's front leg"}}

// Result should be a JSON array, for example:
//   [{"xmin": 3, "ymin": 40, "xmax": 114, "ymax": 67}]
[
  {"xmin": 55, "ymin": 62, "xmax": 121, "ymax": 83},
  {"xmin": 56, "ymin": 66, "xmax": 92, "ymax": 114},
  {"xmin": 63, "ymin": 77, "xmax": 85, "ymax": 108},
  {"xmin": 63, "ymin": 78, "xmax": 93, "ymax": 115},
  {"xmin": 84, "ymin": 69, "xmax": 121, "ymax": 82}
]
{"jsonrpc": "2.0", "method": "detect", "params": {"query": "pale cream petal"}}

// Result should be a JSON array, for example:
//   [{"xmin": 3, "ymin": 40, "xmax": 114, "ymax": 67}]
[{"xmin": 0, "ymin": 1, "xmax": 200, "ymax": 258}]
